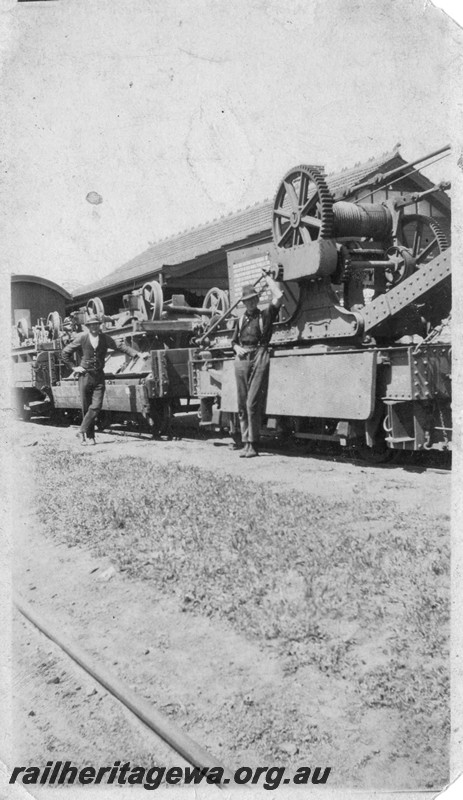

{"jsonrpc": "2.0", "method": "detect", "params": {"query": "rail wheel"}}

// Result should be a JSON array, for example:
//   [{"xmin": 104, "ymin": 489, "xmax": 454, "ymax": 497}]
[
  {"xmin": 147, "ymin": 400, "xmax": 173, "ymax": 438},
  {"xmin": 141, "ymin": 281, "xmax": 163, "ymax": 320},
  {"xmin": 120, "ymin": 316, "xmax": 138, "ymax": 327},
  {"xmin": 273, "ymin": 165, "xmax": 334, "ymax": 249},
  {"xmin": 17, "ymin": 397, "xmax": 32, "ymax": 422},
  {"xmin": 354, "ymin": 441, "xmax": 396, "ymax": 464},
  {"xmin": 86, "ymin": 297, "xmax": 105, "ymax": 318},
  {"xmin": 46, "ymin": 311, "xmax": 62, "ymax": 339},
  {"xmin": 96, "ymin": 410, "xmax": 108, "ymax": 432},
  {"xmin": 202, "ymin": 287, "xmax": 229, "ymax": 316}
]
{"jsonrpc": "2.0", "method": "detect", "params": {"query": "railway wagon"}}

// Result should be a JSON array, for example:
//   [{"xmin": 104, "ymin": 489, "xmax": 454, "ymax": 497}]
[
  {"xmin": 11, "ymin": 275, "xmax": 72, "ymax": 419},
  {"xmin": 47, "ymin": 286, "xmax": 229, "ymax": 436},
  {"xmin": 191, "ymin": 149, "xmax": 452, "ymax": 457}
]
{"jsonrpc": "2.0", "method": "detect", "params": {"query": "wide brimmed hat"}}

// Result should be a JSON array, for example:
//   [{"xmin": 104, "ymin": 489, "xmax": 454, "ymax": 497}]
[
  {"xmin": 240, "ymin": 284, "xmax": 260, "ymax": 301},
  {"xmin": 85, "ymin": 315, "xmax": 101, "ymax": 325}
]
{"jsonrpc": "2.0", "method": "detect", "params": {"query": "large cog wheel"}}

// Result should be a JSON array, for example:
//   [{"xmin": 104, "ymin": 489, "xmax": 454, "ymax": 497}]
[
  {"xmin": 396, "ymin": 214, "xmax": 449, "ymax": 266},
  {"xmin": 272, "ymin": 165, "xmax": 334, "ymax": 249}
]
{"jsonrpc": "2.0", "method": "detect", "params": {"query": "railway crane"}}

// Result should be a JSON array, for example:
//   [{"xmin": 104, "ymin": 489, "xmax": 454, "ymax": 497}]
[{"xmin": 192, "ymin": 147, "xmax": 452, "ymax": 456}]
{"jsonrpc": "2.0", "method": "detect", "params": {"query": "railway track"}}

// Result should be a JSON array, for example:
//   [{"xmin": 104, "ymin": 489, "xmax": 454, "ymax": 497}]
[{"xmin": 15, "ymin": 596, "xmax": 234, "ymax": 781}]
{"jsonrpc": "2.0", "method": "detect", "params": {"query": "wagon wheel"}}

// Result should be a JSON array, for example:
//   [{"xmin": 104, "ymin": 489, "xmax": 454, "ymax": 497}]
[
  {"xmin": 159, "ymin": 402, "xmax": 173, "ymax": 438},
  {"xmin": 148, "ymin": 400, "xmax": 173, "ymax": 438},
  {"xmin": 46, "ymin": 311, "xmax": 62, "ymax": 340},
  {"xmin": 272, "ymin": 164, "xmax": 334, "ymax": 249},
  {"xmin": 202, "ymin": 288, "xmax": 229, "ymax": 316},
  {"xmin": 32, "ymin": 350, "xmax": 51, "ymax": 389},
  {"xmin": 86, "ymin": 297, "xmax": 105, "ymax": 319},
  {"xmin": 141, "ymin": 281, "xmax": 163, "ymax": 320},
  {"xmin": 354, "ymin": 440, "xmax": 396, "ymax": 464},
  {"xmin": 396, "ymin": 214, "xmax": 449, "ymax": 266}
]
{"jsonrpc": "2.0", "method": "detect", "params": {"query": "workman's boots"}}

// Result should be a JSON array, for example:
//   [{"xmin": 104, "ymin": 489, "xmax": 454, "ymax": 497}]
[
  {"xmin": 239, "ymin": 443, "xmax": 259, "ymax": 458},
  {"xmin": 75, "ymin": 432, "xmax": 96, "ymax": 446}
]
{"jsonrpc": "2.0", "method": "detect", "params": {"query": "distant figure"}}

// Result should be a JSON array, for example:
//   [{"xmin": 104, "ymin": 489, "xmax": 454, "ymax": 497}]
[
  {"xmin": 61, "ymin": 315, "xmax": 138, "ymax": 445},
  {"xmin": 16, "ymin": 318, "xmax": 30, "ymax": 344},
  {"xmin": 231, "ymin": 272, "xmax": 283, "ymax": 458}
]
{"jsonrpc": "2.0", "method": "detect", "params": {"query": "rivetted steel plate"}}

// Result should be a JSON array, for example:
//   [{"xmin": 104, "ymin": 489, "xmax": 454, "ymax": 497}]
[
  {"xmin": 220, "ymin": 350, "xmax": 377, "ymax": 420},
  {"xmin": 266, "ymin": 350, "xmax": 377, "ymax": 420}
]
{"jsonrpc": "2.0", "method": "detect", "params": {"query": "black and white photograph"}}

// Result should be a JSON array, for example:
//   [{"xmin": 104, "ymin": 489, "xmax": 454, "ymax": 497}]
[{"xmin": 1, "ymin": 0, "xmax": 462, "ymax": 796}]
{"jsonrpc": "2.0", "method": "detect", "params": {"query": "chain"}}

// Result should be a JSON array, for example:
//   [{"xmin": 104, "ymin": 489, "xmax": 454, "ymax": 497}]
[
  {"xmin": 413, "ymin": 313, "xmax": 451, "ymax": 352},
  {"xmin": 438, "ymin": 402, "xmax": 449, "ymax": 448}
]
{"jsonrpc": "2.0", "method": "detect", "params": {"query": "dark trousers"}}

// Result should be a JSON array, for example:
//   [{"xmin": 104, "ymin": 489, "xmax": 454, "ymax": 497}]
[
  {"xmin": 234, "ymin": 348, "xmax": 270, "ymax": 444},
  {"xmin": 228, "ymin": 412, "xmax": 241, "ymax": 443},
  {"xmin": 79, "ymin": 371, "xmax": 105, "ymax": 438}
]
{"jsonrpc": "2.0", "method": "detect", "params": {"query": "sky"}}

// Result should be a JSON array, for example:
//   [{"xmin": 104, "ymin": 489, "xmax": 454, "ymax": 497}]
[{"xmin": 1, "ymin": 0, "xmax": 462, "ymax": 291}]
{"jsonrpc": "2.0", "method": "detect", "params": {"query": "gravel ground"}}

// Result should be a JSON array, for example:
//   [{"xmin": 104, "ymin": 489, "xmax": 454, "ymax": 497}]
[{"xmin": 6, "ymin": 418, "xmax": 451, "ymax": 791}]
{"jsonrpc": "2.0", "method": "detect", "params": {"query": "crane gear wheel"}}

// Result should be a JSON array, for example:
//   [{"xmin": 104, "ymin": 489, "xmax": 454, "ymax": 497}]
[
  {"xmin": 86, "ymin": 297, "xmax": 105, "ymax": 319},
  {"xmin": 141, "ymin": 281, "xmax": 163, "ymax": 320},
  {"xmin": 272, "ymin": 165, "xmax": 334, "ymax": 249},
  {"xmin": 396, "ymin": 214, "xmax": 449, "ymax": 266}
]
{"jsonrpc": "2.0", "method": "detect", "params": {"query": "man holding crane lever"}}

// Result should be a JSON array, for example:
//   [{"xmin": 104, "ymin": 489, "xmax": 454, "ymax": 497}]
[{"xmin": 231, "ymin": 269, "xmax": 284, "ymax": 458}]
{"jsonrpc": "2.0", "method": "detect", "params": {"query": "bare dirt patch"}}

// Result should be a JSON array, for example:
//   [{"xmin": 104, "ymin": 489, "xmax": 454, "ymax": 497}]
[{"xmin": 9, "ymin": 420, "xmax": 450, "ymax": 791}]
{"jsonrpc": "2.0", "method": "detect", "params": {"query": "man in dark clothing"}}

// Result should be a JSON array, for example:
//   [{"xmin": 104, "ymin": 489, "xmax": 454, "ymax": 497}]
[
  {"xmin": 231, "ymin": 273, "xmax": 283, "ymax": 458},
  {"xmin": 61, "ymin": 315, "xmax": 138, "ymax": 445}
]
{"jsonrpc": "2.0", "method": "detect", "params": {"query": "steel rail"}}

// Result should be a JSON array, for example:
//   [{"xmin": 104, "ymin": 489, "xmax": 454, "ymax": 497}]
[{"xmin": 15, "ymin": 595, "xmax": 235, "ymax": 781}]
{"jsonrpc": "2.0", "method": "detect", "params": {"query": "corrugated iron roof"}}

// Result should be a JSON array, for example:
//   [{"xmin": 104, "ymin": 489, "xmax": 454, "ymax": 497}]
[{"xmin": 73, "ymin": 149, "xmax": 409, "ymax": 299}]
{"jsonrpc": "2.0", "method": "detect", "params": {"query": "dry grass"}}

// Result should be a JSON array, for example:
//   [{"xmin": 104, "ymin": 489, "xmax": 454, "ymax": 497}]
[{"xmin": 35, "ymin": 446, "xmax": 450, "ymax": 748}]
